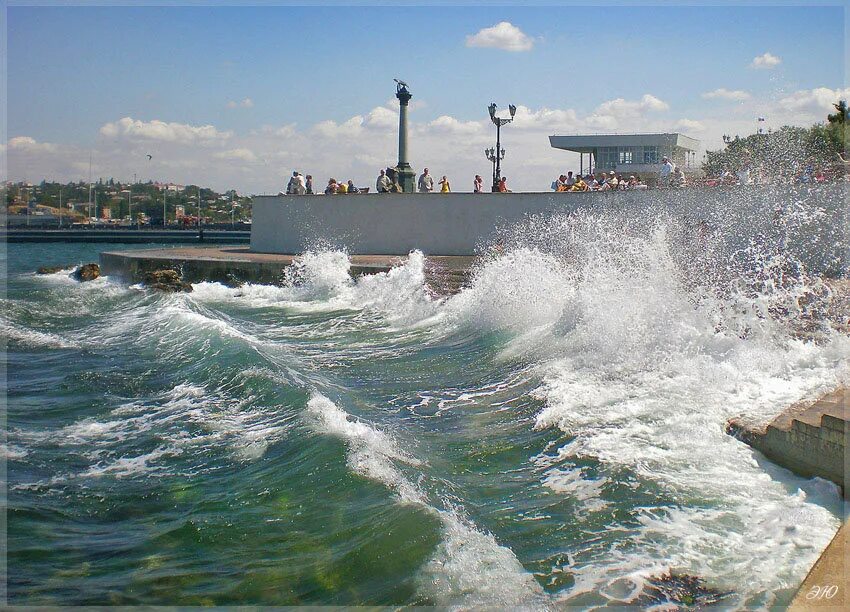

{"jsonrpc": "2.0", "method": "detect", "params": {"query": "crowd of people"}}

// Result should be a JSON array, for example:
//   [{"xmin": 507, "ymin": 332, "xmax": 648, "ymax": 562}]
[
  {"xmin": 283, "ymin": 167, "xmax": 512, "ymax": 195},
  {"xmin": 285, "ymin": 151, "xmax": 846, "ymax": 196},
  {"xmin": 553, "ymin": 170, "xmax": 650, "ymax": 192},
  {"xmin": 551, "ymin": 156, "xmax": 686, "ymax": 192}
]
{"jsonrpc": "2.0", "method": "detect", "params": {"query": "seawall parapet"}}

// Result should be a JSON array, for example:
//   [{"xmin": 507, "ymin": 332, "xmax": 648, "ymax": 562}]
[
  {"xmin": 250, "ymin": 185, "xmax": 848, "ymax": 277},
  {"xmin": 99, "ymin": 246, "xmax": 474, "ymax": 294}
]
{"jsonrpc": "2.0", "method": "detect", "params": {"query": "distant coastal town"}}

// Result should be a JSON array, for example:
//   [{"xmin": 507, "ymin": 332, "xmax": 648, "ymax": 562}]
[{"xmin": 4, "ymin": 179, "xmax": 253, "ymax": 228}]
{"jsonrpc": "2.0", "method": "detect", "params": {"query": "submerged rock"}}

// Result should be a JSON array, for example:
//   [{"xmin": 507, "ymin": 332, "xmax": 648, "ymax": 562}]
[
  {"xmin": 37, "ymin": 265, "xmax": 73, "ymax": 275},
  {"xmin": 636, "ymin": 572, "xmax": 733, "ymax": 608},
  {"xmin": 143, "ymin": 269, "xmax": 193, "ymax": 293},
  {"xmin": 72, "ymin": 263, "xmax": 101, "ymax": 282}
]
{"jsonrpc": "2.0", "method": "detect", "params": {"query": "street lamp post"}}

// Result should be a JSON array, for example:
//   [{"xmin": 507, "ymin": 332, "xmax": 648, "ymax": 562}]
[
  {"xmin": 484, "ymin": 146, "xmax": 505, "ymax": 190},
  {"xmin": 486, "ymin": 103, "xmax": 516, "ymax": 191}
]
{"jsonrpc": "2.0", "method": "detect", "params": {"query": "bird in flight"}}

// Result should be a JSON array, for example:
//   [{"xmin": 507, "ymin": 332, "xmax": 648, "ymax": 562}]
[{"xmin": 146, "ymin": 154, "xmax": 153, "ymax": 160}]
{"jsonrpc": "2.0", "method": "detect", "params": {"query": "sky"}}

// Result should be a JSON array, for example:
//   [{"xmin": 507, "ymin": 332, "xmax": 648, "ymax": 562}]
[{"xmin": 4, "ymin": 1, "xmax": 847, "ymax": 193}]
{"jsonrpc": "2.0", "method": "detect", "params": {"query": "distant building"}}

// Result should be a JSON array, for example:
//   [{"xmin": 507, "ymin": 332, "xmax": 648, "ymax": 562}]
[
  {"xmin": 155, "ymin": 182, "xmax": 186, "ymax": 193},
  {"xmin": 549, "ymin": 132, "xmax": 700, "ymax": 185}
]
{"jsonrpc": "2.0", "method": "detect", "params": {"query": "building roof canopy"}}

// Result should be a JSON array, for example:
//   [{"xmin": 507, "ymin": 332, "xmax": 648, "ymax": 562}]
[{"xmin": 549, "ymin": 133, "xmax": 700, "ymax": 153}]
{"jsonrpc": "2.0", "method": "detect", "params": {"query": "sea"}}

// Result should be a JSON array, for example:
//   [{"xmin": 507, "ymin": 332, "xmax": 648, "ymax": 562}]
[{"xmin": 4, "ymin": 200, "xmax": 849, "ymax": 608}]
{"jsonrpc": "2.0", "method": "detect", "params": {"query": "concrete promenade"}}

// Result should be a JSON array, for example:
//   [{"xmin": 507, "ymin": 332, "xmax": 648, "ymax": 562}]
[
  {"xmin": 99, "ymin": 246, "xmax": 475, "ymax": 294},
  {"xmin": 789, "ymin": 520, "xmax": 848, "ymax": 610}
]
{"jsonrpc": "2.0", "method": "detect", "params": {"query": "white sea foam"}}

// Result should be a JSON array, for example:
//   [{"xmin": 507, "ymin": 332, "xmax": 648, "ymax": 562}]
[
  {"xmin": 1, "ymin": 443, "xmax": 29, "ymax": 460},
  {"xmin": 190, "ymin": 250, "xmax": 440, "ymax": 326},
  {"xmin": 0, "ymin": 316, "xmax": 80, "ymax": 349},
  {"xmin": 305, "ymin": 392, "xmax": 546, "ymax": 609},
  {"xmin": 81, "ymin": 446, "xmax": 180, "ymax": 478},
  {"xmin": 14, "ymin": 382, "xmax": 293, "ymax": 482},
  {"xmin": 430, "ymin": 211, "xmax": 848, "ymax": 605}
]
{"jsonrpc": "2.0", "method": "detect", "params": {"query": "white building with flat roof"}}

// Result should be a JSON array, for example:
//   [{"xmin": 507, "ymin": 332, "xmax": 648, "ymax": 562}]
[{"xmin": 549, "ymin": 132, "xmax": 700, "ymax": 185}]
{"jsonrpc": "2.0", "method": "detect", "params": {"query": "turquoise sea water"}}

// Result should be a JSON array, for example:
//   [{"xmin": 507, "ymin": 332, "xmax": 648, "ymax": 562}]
[{"xmin": 4, "ymin": 211, "xmax": 848, "ymax": 608}]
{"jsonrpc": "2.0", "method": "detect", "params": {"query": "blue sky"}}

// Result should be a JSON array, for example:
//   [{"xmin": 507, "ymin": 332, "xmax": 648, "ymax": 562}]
[{"xmin": 5, "ymin": 2, "xmax": 847, "ymax": 192}]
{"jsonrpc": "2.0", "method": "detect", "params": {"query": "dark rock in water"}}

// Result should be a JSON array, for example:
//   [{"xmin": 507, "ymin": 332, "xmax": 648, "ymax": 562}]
[
  {"xmin": 37, "ymin": 265, "xmax": 72, "ymax": 275},
  {"xmin": 636, "ymin": 572, "xmax": 733, "ymax": 608},
  {"xmin": 72, "ymin": 263, "xmax": 101, "ymax": 282},
  {"xmin": 143, "ymin": 269, "xmax": 193, "ymax": 293}
]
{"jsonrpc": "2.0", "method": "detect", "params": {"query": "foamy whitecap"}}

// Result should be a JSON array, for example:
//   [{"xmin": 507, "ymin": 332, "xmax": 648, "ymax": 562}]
[{"xmin": 0, "ymin": 316, "xmax": 80, "ymax": 350}]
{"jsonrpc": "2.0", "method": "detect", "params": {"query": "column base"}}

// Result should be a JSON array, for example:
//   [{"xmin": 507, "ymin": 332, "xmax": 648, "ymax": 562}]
[{"xmin": 395, "ymin": 165, "xmax": 416, "ymax": 193}]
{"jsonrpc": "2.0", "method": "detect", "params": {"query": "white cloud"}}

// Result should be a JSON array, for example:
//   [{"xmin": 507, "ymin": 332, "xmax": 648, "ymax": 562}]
[
  {"xmin": 510, "ymin": 105, "xmax": 578, "ymax": 130},
  {"xmin": 365, "ymin": 105, "xmax": 399, "ymax": 129},
  {"xmin": 8, "ymin": 136, "xmax": 58, "ymax": 152},
  {"xmin": 227, "ymin": 97, "xmax": 254, "ymax": 109},
  {"xmin": 99, "ymin": 117, "xmax": 232, "ymax": 143},
  {"xmin": 585, "ymin": 94, "xmax": 669, "ymax": 130},
  {"xmin": 674, "ymin": 118, "xmax": 705, "ymax": 132},
  {"xmin": 778, "ymin": 87, "xmax": 850, "ymax": 115},
  {"xmin": 258, "ymin": 123, "xmax": 298, "ymax": 138},
  {"xmin": 213, "ymin": 148, "xmax": 257, "ymax": 162},
  {"xmin": 594, "ymin": 94, "xmax": 669, "ymax": 118},
  {"xmin": 702, "ymin": 88, "xmax": 751, "ymax": 101},
  {"xmin": 465, "ymin": 21, "xmax": 534, "ymax": 52},
  {"xmin": 427, "ymin": 115, "xmax": 484, "ymax": 135},
  {"xmin": 313, "ymin": 115, "xmax": 365, "ymax": 138},
  {"xmin": 750, "ymin": 52, "xmax": 781, "ymax": 69},
  {"xmin": 385, "ymin": 97, "xmax": 427, "ymax": 112}
]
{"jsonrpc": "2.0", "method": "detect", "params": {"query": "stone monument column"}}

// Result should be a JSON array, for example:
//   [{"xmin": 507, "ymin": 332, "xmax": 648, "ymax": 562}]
[{"xmin": 394, "ymin": 80, "xmax": 416, "ymax": 193}]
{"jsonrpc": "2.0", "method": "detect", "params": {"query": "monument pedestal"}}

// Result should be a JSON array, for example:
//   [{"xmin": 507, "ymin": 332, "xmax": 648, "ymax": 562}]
[{"xmin": 395, "ymin": 164, "xmax": 416, "ymax": 194}]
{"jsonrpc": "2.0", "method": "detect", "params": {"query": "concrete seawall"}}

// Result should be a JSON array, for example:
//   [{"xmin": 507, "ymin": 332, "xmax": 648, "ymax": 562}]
[
  {"xmin": 727, "ymin": 388, "xmax": 849, "ymax": 497},
  {"xmin": 99, "ymin": 246, "xmax": 474, "ymax": 294},
  {"xmin": 251, "ymin": 185, "xmax": 848, "ymax": 276}
]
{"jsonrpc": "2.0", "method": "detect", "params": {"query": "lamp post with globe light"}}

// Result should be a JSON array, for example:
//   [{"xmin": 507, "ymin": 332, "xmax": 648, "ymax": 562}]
[
  {"xmin": 484, "ymin": 146, "xmax": 504, "ymax": 191},
  {"xmin": 486, "ymin": 103, "xmax": 516, "ymax": 191}
]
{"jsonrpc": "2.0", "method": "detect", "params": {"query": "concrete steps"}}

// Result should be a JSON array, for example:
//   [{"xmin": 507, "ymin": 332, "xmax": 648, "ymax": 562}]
[{"xmin": 727, "ymin": 388, "xmax": 849, "ymax": 497}]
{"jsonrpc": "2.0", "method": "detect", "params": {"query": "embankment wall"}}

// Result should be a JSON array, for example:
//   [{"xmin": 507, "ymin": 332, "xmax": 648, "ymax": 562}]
[{"xmin": 251, "ymin": 185, "xmax": 847, "ymax": 275}]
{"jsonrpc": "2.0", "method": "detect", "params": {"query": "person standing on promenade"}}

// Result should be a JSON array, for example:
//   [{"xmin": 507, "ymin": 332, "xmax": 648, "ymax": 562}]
[
  {"xmin": 305, "ymin": 175, "xmax": 313, "ymax": 194},
  {"xmin": 418, "ymin": 168, "xmax": 434, "ymax": 193},
  {"xmin": 376, "ymin": 169, "xmax": 391, "ymax": 193},
  {"xmin": 439, "ymin": 175, "xmax": 451, "ymax": 192},
  {"xmin": 659, "ymin": 156, "xmax": 674, "ymax": 187},
  {"xmin": 498, "ymin": 177, "xmax": 510, "ymax": 192},
  {"xmin": 286, "ymin": 171, "xmax": 298, "ymax": 195},
  {"xmin": 288, "ymin": 172, "xmax": 306, "ymax": 195},
  {"xmin": 474, "ymin": 175, "xmax": 483, "ymax": 193}
]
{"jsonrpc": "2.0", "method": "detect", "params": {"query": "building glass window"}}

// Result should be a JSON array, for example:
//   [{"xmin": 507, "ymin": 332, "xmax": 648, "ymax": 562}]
[
  {"xmin": 643, "ymin": 147, "xmax": 659, "ymax": 164},
  {"xmin": 598, "ymin": 147, "xmax": 618, "ymax": 168},
  {"xmin": 618, "ymin": 149, "xmax": 633, "ymax": 164}
]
